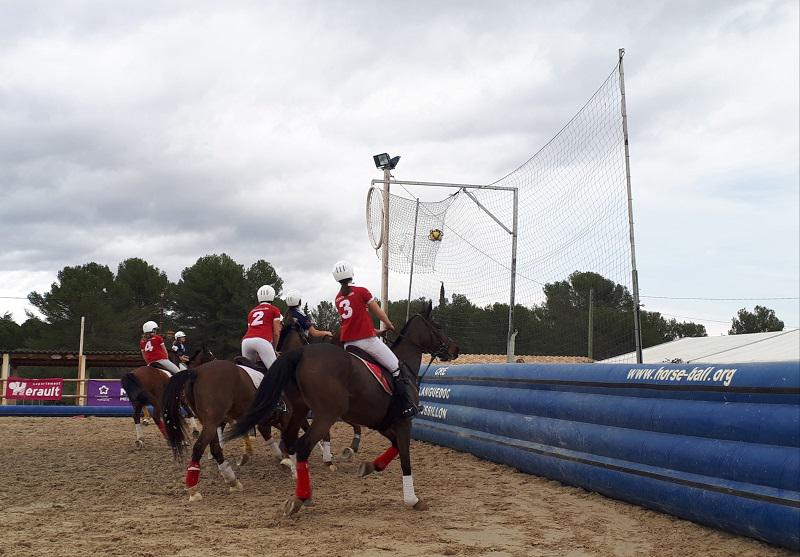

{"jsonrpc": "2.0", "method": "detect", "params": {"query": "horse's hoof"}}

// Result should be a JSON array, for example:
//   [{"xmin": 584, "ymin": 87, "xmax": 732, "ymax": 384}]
[
  {"xmin": 280, "ymin": 458, "xmax": 292, "ymax": 469},
  {"xmin": 228, "ymin": 480, "xmax": 243, "ymax": 493},
  {"xmin": 324, "ymin": 462, "xmax": 337, "ymax": 472},
  {"xmin": 188, "ymin": 491, "xmax": 203, "ymax": 502},
  {"xmin": 303, "ymin": 498, "xmax": 315, "ymax": 507},
  {"xmin": 283, "ymin": 497, "xmax": 304, "ymax": 516},
  {"xmin": 238, "ymin": 454, "xmax": 250, "ymax": 467},
  {"xmin": 141, "ymin": 418, "xmax": 151, "ymax": 426},
  {"xmin": 134, "ymin": 439, "xmax": 144, "ymax": 449},
  {"xmin": 340, "ymin": 447, "xmax": 355, "ymax": 462},
  {"xmin": 412, "ymin": 499, "xmax": 428, "ymax": 511},
  {"xmin": 358, "ymin": 462, "xmax": 376, "ymax": 477}
]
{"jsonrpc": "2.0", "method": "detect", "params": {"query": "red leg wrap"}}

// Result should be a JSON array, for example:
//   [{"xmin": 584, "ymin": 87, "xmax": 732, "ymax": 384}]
[
  {"xmin": 295, "ymin": 461, "xmax": 312, "ymax": 501},
  {"xmin": 186, "ymin": 460, "xmax": 201, "ymax": 488},
  {"xmin": 373, "ymin": 446, "xmax": 399, "ymax": 471},
  {"xmin": 158, "ymin": 421, "xmax": 168, "ymax": 438}
]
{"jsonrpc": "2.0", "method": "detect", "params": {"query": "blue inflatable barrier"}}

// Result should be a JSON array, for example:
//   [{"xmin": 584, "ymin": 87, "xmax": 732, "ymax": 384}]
[
  {"xmin": 413, "ymin": 361, "xmax": 800, "ymax": 550},
  {"xmin": 0, "ymin": 405, "xmax": 140, "ymax": 417}
]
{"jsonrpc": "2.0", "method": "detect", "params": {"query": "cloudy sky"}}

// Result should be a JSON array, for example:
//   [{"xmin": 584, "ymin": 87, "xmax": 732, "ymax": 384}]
[{"xmin": 1, "ymin": 0, "xmax": 798, "ymax": 336}]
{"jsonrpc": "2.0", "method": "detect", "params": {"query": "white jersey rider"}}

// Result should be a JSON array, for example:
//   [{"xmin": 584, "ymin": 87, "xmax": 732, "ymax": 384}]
[
  {"xmin": 140, "ymin": 321, "xmax": 181, "ymax": 374},
  {"xmin": 241, "ymin": 285, "xmax": 282, "ymax": 369},
  {"xmin": 332, "ymin": 260, "xmax": 419, "ymax": 418}
]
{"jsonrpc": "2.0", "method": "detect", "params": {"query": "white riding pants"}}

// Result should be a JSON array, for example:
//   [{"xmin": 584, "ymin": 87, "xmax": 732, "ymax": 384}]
[
  {"xmin": 344, "ymin": 336, "xmax": 399, "ymax": 374},
  {"xmin": 154, "ymin": 359, "xmax": 181, "ymax": 374},
  {"xmin": 241, "ymin": 337, "xmax": 277, "ymax": 369}
]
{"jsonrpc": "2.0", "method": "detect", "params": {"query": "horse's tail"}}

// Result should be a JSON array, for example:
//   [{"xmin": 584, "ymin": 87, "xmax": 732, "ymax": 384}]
[
  {"xmin": 162, "ymin": 368, "xmax": 196, "ymax": 458},
  {"xmin": 121, "ymin": 372, "xmax": 156, "ymax": 407},
  {"xmin": 226, "ymin": 348, "xmax": 303, "ymax": 441}
]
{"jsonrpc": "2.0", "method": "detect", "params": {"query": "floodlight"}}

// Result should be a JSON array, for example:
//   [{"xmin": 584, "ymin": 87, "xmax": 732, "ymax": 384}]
[{"xmin": 373, "ymin": 153, "xmax": 391, "ymax": 169}]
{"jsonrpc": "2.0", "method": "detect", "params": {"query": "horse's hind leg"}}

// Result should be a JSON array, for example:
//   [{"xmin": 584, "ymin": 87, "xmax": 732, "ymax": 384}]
[
  {"xmin": 132, "ymin": 403, "xmax": 144, "ymax": 449},
  {"xmin": 284, "ymin": 413, "xmax": 337, "ymax": 516},
  {"xmin": 185, "ymin": 426, "xmax": 217, "ymax": 502},
  {"xmin": 317, "ymin": 430, "xmax": 335, "ymax": 470},
  {"xmin": 340, "ymin": 424, "xmax": 362, "ymax": 461},
  {"xmin": 257, "ymin": 423, "xmax": 284, "ymax": 460},
  {"xmin": 209, "ymin": 432, "xmax": 243, "ymax": 493},
  {"xmin": 359, "ymin": 430, "xmax": 398, "ymax": 478}
]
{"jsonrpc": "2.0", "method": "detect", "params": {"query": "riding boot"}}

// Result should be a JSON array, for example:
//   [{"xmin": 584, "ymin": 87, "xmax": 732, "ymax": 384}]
[{"xmin": 392, "ymin": 370, "xmax": 420, "ymax": 419}]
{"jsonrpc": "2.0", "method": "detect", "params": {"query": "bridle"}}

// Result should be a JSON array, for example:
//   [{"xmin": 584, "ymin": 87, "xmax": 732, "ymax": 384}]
[{"xmin": 387, "ymin": 313, "xmax": 453, "ymax": 385}]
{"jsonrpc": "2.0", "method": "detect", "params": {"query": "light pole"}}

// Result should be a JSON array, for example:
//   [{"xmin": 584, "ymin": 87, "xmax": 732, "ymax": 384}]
[{"xmin": 373, "ymin": 153, "xmax": 401, "ymax": 328}]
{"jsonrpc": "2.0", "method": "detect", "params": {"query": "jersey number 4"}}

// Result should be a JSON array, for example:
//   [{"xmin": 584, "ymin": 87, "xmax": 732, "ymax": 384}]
[
  {"xmin": 144, "ymin": 341, "xmax": 154, "ymax": 352},
  {"xmin": 250, "ymin": 311, "xmax": 265, "ymax": 326},
  {"xmin": 338, "ymin": 299, "xmax": 353, "ymax": 319}
]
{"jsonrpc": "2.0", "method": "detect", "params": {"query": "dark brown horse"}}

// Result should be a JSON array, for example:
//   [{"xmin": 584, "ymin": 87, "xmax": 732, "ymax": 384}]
[
  {"xmin": 161, "ymin": 357, "xmax": 294, "ymax": 501},
  {"xmin": 278, "ymin": 314, "xmax": 363, "ymax": 464},
  {"xmin": 121, "ymin": 345, "xmax": 215, "ymax": 448},
  {"xmin": 228, "ymin": 301, "xmax": 458, "ymax": 515}
]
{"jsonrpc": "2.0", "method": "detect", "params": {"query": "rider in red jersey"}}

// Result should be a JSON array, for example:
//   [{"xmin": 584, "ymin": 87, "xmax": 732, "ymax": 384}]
[
  {"xmin": 140, "ymin": 321, "xmax": 180, "ymax": 374},
  {"xmin": 241, "ymin": 284, "xmax": 282, "ymax": 369},
  {"xmin": 332, "ymin": 260, "xmax": 419, "ymax": 418}
]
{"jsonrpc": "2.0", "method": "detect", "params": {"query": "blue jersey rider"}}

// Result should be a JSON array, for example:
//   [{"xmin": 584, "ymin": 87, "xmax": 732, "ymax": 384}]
[
  {"xmin": 172, "ymin": 331, "xmax": 190, "ymax": 370},
  {"xmin": 284, "ymin": 290, "xmax": 334, "ymax": 340}
]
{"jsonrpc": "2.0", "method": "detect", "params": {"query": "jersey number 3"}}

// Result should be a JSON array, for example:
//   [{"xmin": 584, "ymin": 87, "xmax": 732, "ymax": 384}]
[
  {"xmin": 338, "ymin": 299, "xmax": 353, "ymax": 319},
  {"xmin": 250, "ymin": 311, "xmax": 265, "ymax": 326}
]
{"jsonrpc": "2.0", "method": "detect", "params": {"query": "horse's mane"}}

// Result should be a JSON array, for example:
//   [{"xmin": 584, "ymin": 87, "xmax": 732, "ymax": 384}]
[
  {"xmin": 277, "ymin": 311, "xmax": 304, "ymax": 352},
  {"xmin": 390, "ymin": 314, "xmax": 420, "ymax": 349}
]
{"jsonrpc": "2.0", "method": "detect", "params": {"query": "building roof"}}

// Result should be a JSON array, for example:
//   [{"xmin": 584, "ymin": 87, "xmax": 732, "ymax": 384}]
[{"xmin": 602, "ymin": 329, "xmax": 800, "ymax": 364}]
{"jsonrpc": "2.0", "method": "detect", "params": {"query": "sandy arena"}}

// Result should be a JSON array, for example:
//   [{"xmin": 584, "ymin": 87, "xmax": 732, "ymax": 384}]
[{"xmin": 0, "ymin": 417, "xmax": 792, "ymax": 557}]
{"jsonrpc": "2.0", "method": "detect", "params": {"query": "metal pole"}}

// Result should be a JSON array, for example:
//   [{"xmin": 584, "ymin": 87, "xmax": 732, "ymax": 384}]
[
  {"xmin": 406, "ymin": 198, "xmax": 420, "ymax": 322},
  {"xmin": 588, "ymin": 288, "xmax": 594, "ymax": 360},
  {"xmin": 619, "ymin": 48, "xmax": 643, "ymax": 363},
  {"xmin": 380, "ymin": 167, "xmax": 391, "ymax": 328},
  {"xmin": 506, "ymin": 188, "xmax": 519, "ymax": 363}
]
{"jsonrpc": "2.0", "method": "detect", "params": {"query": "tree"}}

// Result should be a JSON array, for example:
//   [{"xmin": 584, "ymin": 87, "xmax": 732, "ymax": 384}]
[
  {"xmin": 27, "ymin": 262, "xmax": 125, "ymax": 350},
  {"xmin": 0, "ymin": 313, "xmax": 23, "ymax": 349},
  {"xmin": 311, "ymin": 300, "xmax": 340, "ymax": 334},
  {"xmin": 111, "ymin": 258, "xmax": 171, "ymax": 333},
  {"xmin": 729, "ymin": 305, "xmax": 784, "ymax": 334}
]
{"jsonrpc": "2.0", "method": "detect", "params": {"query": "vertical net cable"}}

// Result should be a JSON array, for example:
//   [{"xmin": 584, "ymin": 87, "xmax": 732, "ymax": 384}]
[{"xmin": 372, "ymin": 65, "xmax": 636, "ymax": 361}]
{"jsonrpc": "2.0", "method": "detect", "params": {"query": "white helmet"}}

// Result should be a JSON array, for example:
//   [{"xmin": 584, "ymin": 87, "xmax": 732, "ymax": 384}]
[
  {"xmin": 142, "ymin": 321, "xmax": 158, "ymax": 334},
  {"xmin": 174, "ymin": 331, "xmax": 186, "ymax": 340},
  {"xmin": 257, "ymin": 284, "xmax": 276, "ymax": 302},
  {"xmin": 286, "ymin": 290, "xmax": 302, "ymax": 307},
  {"xmin": 332, "ymin": 260, "xmax": 354, "ymax": 282}
]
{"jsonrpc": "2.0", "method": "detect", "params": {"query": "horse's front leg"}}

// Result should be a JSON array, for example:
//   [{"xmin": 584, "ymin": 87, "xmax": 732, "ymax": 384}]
[{"xmin": 395, "ymin": 420, "xmax": 427, "ymax": 510}]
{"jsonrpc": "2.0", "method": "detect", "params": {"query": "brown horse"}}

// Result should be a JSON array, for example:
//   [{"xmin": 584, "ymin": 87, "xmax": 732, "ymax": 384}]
[
  {"xmin": 161, "ymin": 357, "xmax": 294, "ymax": 501},
  {"xmin": 278, "ymin": 314, "xmax": 363, "ymax": 464},
  {"xmin": 121, "ymin": 345, "xmax": 215, "ymax": 448},
  {"xmin": 228, "ymin": 301, "xmax": 458, "ymax": 515}
]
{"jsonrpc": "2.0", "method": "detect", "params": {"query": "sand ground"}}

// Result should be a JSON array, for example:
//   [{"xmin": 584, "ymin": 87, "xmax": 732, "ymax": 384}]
[{"xmin": 0, "ymin": 417, "xmax": 792, "ymax": 557}]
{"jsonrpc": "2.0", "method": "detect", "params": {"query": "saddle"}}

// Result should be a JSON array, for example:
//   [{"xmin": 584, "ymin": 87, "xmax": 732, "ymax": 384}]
[
  {"xmin": 345, "ymin": 346, "xmax": 393, "ymax": 395},
  {"xmin": 233, "ymin": 356, "xmax": 268, "ymax": 375},
  {"xmin": 148, "ymin": 362, "xmax": 174, "ymax": 377}
]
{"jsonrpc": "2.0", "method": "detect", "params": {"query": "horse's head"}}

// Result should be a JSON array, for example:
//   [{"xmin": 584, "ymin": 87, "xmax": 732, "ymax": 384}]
[
  {"xmin": 190, "ymin": 344, "xmax": 216, "ymax": 365},
  {"xmin": 396, "ymin": 301, "xmax": 459, "ymax": 362},
  {"xmin": 278, "ymin": 317, "xmax": 307, "ymax": 352}
]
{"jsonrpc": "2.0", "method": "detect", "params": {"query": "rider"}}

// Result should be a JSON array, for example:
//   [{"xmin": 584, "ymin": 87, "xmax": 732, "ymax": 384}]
[
  {"xmin": 140, "ymin": 321, "xmax": 181, "ymax": 374},
  {"xmin": 172, "ymin": 331, "xmax": 190, "ymax": 370},
  {"xmin": 332, "ymin": 260, "xmax": 419, "ymax": 418},
  {"xmin": 284, "ymin": 289, "xmax": 334, "ymax": 340},
  {"xmin": 241, "ymin": 284, "xmax": 282, "ymax": 369}
]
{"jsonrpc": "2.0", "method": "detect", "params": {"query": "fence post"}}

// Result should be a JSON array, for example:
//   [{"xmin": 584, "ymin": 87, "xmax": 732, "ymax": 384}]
[{"xmin": 1, "ymin": 353, "xmax": 9, "ymax": 405}]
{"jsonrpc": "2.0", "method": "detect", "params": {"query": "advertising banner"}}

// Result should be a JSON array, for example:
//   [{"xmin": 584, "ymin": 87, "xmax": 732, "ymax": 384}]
[
  {"xmin": 5, "ymin": 377, "xmax": 64, "ymax": 400},
  {"xmin": 87, "ymin": 380, "xmax": 129, "ymax": 406}
]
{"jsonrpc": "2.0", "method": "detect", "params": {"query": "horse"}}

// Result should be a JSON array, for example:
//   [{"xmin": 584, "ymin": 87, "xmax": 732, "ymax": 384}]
[
  {"xmin": 161, "ymin": 356, "xmax": 295, "ymax": 501},
  {"xmin": 227, "ymin": 301, "xmax": 459, "ymax": 515},
  {"xmin": 277, "ymin": 314, "xmax": 363, "ymax": 463},
  {"xmin": 121, "ymin": 345, "xmax": 215, "ymax": 448}
]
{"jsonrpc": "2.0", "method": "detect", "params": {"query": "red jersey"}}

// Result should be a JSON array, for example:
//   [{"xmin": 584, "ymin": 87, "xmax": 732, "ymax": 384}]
[
  {"xmin": 335, "ymin": 285, "xmax": 377, "ymax": 342},
  {"xmin": 140, "ymin": 335, "xmax": 168, "ymax": 363},
  {"xmin": 243, "ymin": 303, "xmax": 282, "ymax": 342}
]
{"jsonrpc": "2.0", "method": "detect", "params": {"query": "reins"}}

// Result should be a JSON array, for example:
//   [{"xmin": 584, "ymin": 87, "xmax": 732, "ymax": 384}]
[{"xmin": 385, "ymin": 314, "xmax": 450, "ymax": 386}]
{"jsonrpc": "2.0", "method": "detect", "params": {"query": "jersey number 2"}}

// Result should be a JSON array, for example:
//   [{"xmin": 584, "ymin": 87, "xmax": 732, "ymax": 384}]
[
  {"xmin": 338, "ymin": 299, "xmax": 353, "ymax": 320},
  {"xmin": 250, "ymin": 311, "xmax": 265, "ymax": 326}
]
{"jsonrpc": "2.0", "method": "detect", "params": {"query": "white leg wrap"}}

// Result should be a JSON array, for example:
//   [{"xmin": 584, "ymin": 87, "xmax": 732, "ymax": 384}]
[
  {"xmin": 402, "ymin": 475, "xmax": 419, "ymax": 507},
  {"xmin": 217, "ymin": 427, "xmax": 225, "ymax": 448},
  {"xmin": 189, "ymin": 417, "xmax": 200, "ymax": 431},
  {"xmin": 321, "ymin": 441, "xmax": 332, "ymax": 463},
  {"xmin": 267, "ymin": 437, "xmax": 284, "ymax": 457},
  {"xmin": 218, "ymin": 460, "xmax": 237, "ymax": 484},
  {"xmin": 354, "ymin": 433, "xmax": 361, "ymax": 440},
  {"xmin": 135, "ymin": 423, "xmax": 143, "ymax": 439},
  {"xmin": 291, "ymin": 453, "xmax": 298, "ymax": 479}
]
